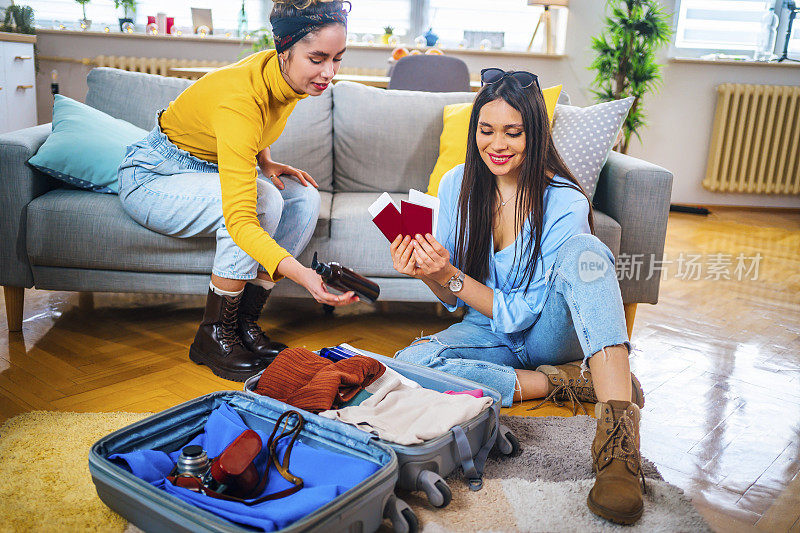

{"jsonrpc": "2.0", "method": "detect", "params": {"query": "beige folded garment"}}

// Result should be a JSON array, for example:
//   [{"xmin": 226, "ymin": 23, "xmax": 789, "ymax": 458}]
[{"xmin": 319, "ymin": 377, "xmax": 492, "ymax": 445}]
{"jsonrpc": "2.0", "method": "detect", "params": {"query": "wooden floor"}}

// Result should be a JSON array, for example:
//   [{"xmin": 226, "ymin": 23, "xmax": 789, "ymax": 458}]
[{"xmin": 1, "ymin": 207, "xmax": 799, "ymax": 532}]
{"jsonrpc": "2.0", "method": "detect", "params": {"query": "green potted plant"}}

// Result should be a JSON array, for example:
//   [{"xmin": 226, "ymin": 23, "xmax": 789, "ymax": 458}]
[
  {"xmin": 589, "ymin": 0, "xmax": 672, "ymax": 154},
  {"xmin": 1, "ymin": 3, "xmax": 36, "ymax": 34},
  {"xmin": 75, "ymin": 0, "xmax": 91, "ymax": 30},
  {"xmin": 1, "ymin": 2, "xmax": 38, "ymax": 71},
  {"xmin": 382, "ymin": 25, "xmax": 393, "ymax": 45},
  {"xmin": 114, "ymin": 0, "xmax": 136, "ymax": 31}
]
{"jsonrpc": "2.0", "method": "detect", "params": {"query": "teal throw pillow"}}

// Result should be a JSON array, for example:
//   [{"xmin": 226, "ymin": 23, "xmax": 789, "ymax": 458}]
[{"xmin": 28, "ymin": 94, "xmax": 148, "ymax": 194}]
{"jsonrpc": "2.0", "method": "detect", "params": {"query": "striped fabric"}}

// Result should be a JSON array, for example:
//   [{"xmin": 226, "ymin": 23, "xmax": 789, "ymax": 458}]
[{"xmin": 254, "ymin": 348, "xmax": 386, "ymax": 412}]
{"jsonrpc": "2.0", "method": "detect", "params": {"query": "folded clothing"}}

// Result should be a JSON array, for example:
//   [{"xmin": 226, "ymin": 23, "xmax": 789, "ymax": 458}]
[
  {"xmin": 320, "ymin": 378, "xmax": 493, "ymax": 445},
  {"xmin": 110, "ymin": 403, "xmax": 379, "ymax": 531},
  {"xmin": 339, "ymin": 363, "xmax": 423, "ymax": 407},
  {"xmin": 255, "ymin": 348, "xmax": 385, "ymax": 412},
  {"xmin": 322, "ymin": 344, "xmax": 422, "ymax": 391}
]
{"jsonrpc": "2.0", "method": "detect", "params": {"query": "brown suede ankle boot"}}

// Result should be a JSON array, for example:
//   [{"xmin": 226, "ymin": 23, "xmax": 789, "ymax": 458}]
[
  {"xmin": 237, "ymin": 283, "xmax": 287, "ymax": 361},
  {"xmin": 588, "ymin": 400, "xmax": 645, "ymax": 525},
  {"xmin": 528, "ymin": 362, "xmax": 645, "ymax": 415},
  {"xmin": 189, "ymin": 289, "xmax": 271, "ymax": 382}
]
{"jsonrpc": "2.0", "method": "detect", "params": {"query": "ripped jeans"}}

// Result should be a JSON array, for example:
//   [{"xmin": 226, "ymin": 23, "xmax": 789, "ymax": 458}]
[{"xmin": 394, "ymin": 234, "xmax": 631, "ymax": 407}]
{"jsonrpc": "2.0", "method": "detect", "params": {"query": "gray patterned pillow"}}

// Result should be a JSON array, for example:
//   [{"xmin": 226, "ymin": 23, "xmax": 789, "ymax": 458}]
[{"xmin": 551, "ymin": 97, "xmax": 634, "ymax": 199}]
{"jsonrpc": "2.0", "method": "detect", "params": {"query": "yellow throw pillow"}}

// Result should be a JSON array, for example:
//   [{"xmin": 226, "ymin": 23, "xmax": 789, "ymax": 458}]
[{"xmin": 427, "ymin": 84, "xmax": 562, "ymax": 196}]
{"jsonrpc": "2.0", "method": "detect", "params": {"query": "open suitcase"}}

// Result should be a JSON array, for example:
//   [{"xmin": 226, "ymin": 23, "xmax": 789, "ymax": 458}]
[
  {"xmin": 244, "ymin": 346, "xmax": 520, "ymax": 508},
  {"xmin": 89, "ymin": 391, "xmax": 419, "ymax": 532}
]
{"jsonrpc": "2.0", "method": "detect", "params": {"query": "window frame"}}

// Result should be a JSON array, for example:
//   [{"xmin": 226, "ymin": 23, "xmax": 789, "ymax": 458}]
[{"xmin": 670, "ymin": 0, "xmax": 800, "ymax": 59}]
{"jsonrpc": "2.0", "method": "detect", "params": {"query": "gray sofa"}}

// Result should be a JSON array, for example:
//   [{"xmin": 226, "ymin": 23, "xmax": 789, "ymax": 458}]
[{"xmin": 0, "ymin": 68, "xmax": 673, "ymax": 332}]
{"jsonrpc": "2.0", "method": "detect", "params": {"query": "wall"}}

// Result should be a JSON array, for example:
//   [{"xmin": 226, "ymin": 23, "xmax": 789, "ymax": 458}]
[{"xmin": 29, "ymin": 0, "xmax": 800, "ymax": 208}]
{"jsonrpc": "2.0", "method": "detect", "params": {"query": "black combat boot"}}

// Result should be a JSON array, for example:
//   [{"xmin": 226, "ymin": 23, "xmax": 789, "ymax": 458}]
[
  {"xmin": 237, "ymin": 283, "xmax": 287, "ymax": 361},
  {"xmin": 189, "ymin": 289, "xmax": 271, "ymax": 381}
]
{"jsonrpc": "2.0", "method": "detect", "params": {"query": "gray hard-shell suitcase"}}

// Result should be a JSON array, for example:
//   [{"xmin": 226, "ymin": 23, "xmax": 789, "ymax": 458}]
[
  {"xmin": 244, "ymin": 348, "xmax": 519, "ymax": 508},
  {"xmin": 89, "ymin": 391, "xmax": 419, "ymax": 533}
]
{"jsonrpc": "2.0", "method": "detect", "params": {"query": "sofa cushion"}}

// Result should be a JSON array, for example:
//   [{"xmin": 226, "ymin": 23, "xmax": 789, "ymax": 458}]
[
  {"xmin": 296, "ymin": 192, "xmax": 406, "ymax": 278},
  {"xmin": 269, "ymin": 89, "xmax": 334, "ymax": 192},
  {"xmin": 26, "ymin": 189, "xmax": 332, "ymax": 273},
  {"xmin": 28, "ymin": 95, "xmax": 148, "ymax": 194},
  {"xmin": 332, "ymin": 82, "xmax": 474, "ymax": 193},
  {"xmin": 295, "ymin": 192, "xmax": 621, "ymax": 279},
  {"xmin": 85, "ymin": 68, "xmax": 192, "ymax": 130},
  {"xmin": 84, "ymin": 68, "xmax": 334, "ymax": 191},
  {"xmin": 552, "ymin": 97, "xmax": 634, "ymax": 200}
]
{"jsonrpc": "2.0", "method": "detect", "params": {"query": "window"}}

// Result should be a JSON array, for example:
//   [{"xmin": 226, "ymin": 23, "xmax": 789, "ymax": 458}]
[
  {"xmin": 346, "ymin": 0, "xmax": 411, "ymax": 38},
  {"xmin": 344, "ymin": 0, "xmax": 562, "ymax": 52},
  {"xmin": 22, "ymin": 0, "xmax": 264, "ymax": 33},
  {"xmin": 19, "ymin": 0, "xmax": 571, "ymax": 52},
  {"xmin": 428, "ymin": 0, "xmax": 550, "ymax": 51},
  {"xmin": 674, "ymin": 0, "xmax": 774, "ymax": 51},
  {"xmin": 788, "ymin": 10, "xmax": 800, "ymax": 55}
]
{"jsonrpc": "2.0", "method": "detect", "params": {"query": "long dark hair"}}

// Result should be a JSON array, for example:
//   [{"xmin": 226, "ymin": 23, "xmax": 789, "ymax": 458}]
[{"xmin": 454, "ymin": 74, "xmax": 594, "ymax": 292}]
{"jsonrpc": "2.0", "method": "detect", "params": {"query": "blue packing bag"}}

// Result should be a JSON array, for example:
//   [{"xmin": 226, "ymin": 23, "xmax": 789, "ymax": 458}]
[{"xmin": 110, "ymin": 402, "xmax": 379, "ymax": 531}]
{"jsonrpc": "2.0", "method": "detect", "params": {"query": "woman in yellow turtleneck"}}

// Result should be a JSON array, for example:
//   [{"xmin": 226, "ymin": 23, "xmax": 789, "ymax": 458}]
[{"xmin": 117, "ymin": 0, "xmax": 354, "ymax": 382}]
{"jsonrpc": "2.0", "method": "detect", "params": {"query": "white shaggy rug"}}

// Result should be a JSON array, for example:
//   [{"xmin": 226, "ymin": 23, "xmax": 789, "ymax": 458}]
[{"xmin": 397, "ymin": 415, "xmax": 710, "ymax": 532}]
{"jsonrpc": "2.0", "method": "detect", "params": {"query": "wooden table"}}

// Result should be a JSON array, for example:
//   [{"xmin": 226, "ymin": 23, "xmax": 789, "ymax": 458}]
[{"xmin": 167, "ymin": 66, "xmax": 482, "ymax": 91}]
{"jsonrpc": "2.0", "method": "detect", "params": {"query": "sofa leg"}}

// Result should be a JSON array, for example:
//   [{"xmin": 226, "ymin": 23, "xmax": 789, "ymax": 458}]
[
  {"xmin": 79, "ymin": 291, "xmax": 94, "ymax": 312},
  {"xmin": 624, "ymin": 303, "xmax": 637, "ymax": 340},
  {"xmin": 3, "ymin": 286, "xmax": 24, "ymax": 332}
]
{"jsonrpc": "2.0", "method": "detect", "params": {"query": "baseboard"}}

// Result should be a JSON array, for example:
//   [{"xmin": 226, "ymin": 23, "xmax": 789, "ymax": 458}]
[{"xmin": 670, "ymin": 203, "xmax": 800, "ymax": 213}]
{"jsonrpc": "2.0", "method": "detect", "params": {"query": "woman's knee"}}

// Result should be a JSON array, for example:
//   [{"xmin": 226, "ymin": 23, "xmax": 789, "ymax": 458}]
[
  {"xmin": 395, "ymin": 338, "xmax": 446, "ymax": 366},
  {"xmin": 255, "ymin": 179, "xmax": 284, "ymax": 232},
  {"xmin": 555, "ymin": 234, "xmax": 615, "ymax": 280},
  {"xmin": 564, "ymin": 233, "xmax": 611, "ymax": 258},
  {"xmin": 295, "ymin": 182, "xmax": 321, "ymax": 222}
]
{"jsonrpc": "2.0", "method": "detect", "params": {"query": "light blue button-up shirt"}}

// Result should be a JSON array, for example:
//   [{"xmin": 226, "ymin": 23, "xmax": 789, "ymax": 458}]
[{"xmin": 436, "ymin": 164, "xmax": 592, "ymax": 334}]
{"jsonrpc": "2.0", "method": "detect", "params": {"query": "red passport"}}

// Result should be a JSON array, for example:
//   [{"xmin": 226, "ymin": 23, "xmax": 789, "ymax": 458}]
[
  {"xmin": 400, "ymin": 200, "xmax": 433, "ymax": 238},
  {"xmin": 369, "ymin": 193, "xmax": 402, "ymax": 242},
  {"xmin": 369, "ymin": 191, "xmax": 439, "ymax": 242}
]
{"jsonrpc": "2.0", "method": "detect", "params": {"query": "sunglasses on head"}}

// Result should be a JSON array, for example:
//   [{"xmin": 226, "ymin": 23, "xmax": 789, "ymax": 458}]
[{"xmin": 480, "ymin": 68, "xmax": 540, "ymax": 90}]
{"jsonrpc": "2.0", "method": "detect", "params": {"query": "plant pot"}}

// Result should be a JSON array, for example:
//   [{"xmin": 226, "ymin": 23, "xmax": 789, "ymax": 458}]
[
  {"xmin": 382, "ymin": 33, "xmax": 392, "ymax": 44},
  {"xmin": 118, "ymin": 18, "xmax": 133, "ymax": 31}
]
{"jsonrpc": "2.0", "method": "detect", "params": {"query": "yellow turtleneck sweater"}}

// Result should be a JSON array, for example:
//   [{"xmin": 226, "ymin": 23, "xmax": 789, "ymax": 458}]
[{"xmin": 159, "ymin": 49, "xmax": 307, "ymax": 280}]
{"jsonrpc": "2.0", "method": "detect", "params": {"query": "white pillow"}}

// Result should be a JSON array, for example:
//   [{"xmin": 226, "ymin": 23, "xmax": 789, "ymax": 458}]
[{"xmin": 551, "ymin": 97, "xmax": 634, "ymax": 199}]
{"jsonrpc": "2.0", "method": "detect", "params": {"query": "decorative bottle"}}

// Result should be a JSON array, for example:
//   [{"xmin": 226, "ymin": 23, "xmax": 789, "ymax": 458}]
[
  {"xmin": 237, "ymin": 1, "xmax": 248, "ymax": 38},
  {"xmin": 755, "ymin": 7, "xmax": 779, "ymax": 60}
]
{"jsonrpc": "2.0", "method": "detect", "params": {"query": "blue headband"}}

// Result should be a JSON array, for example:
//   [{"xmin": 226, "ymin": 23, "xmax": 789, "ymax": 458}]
[{"xmin": 272, "ymin": 7, "xmax": 348, "ymax": 54}]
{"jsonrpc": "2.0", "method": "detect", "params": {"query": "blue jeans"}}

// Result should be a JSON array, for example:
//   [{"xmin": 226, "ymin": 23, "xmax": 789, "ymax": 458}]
[
  {"xmin": 117, "ymin": 115, "xmax": 320, "ymax": 280},
  {"xmin": 395, "ymin": 234, "xmax": 631, "ymax": 407}
]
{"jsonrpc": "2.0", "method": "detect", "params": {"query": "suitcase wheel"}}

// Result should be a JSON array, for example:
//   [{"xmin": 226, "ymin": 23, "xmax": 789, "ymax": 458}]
[
  {"xmin": 385, "ymin": 494, "xmax": 419, "ymax": 533},
  {"xmin": 400, "ymin": 508, "xmax": 419, "ymax": 533},
  {"xmin": 417, "ymin": 470, "xmax": 452, "ymax": 508},
  {"xmin": 497, "ymin": 424, "xmax": 521, "ymax": 456}
]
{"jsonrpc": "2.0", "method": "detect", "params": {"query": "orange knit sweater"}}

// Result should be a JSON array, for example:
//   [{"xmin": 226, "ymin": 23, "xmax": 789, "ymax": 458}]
[{"xmin": 255, "ymin": 348, "xmax": 386, "ymax": 412}]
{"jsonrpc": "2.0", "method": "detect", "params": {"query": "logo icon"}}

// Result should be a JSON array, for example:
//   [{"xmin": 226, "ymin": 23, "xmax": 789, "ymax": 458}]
[{"xmin": 578, "ymin": 250, "xmax": 607, "ymax": 282}]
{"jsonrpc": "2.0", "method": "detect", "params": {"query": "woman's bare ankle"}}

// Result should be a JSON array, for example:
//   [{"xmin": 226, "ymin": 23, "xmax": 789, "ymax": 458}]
[{"xmin": 514, "ymin": 368, "xmax": 551, "ymax": 401}]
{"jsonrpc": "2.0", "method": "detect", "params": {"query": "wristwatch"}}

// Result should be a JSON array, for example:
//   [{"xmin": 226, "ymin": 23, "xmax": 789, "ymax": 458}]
[{"xmin": 442, "ymin": 269, "xmax": 466, "ymax": 293}]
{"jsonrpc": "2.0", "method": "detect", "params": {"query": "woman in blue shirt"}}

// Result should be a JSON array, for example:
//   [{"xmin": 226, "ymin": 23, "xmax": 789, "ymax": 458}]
[{"xmin": 391, "ymin": 69, "xmax": 647, "ymax": 525}]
